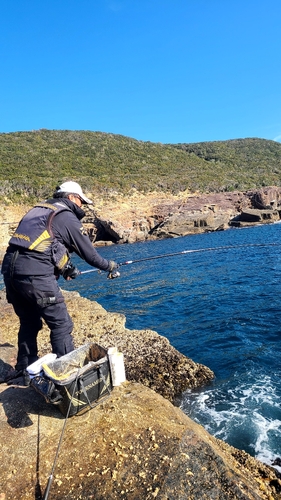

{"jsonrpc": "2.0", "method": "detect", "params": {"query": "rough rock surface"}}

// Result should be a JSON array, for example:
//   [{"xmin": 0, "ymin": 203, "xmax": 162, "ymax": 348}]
[
  {"xmin": 1, "ymin": 290, "xmax": 281, "ymax": 499},
  {"xmin": 87, "ymin": 187, "xmax": 281, "ymax": 243},
  {"xmin": 1, "ymin": 187, "xmax": 281, "ymax": 252},
  {"xmin": 89, "ymin": 190, "xmax": 245, "ymax": 243},
  {"xmin": 249, "ymin": 187, "xmax": 281, "ymax": 210},
  {"xmin": 1, "ymin": 382, "xmax": 281, "ymax": 500},
  {"xmin": 237, "ymin": 209, "xmax": 280, "ymax": 224},
  {"xmin": 0, "ymin": 289, "xmax": 214, "ymax": 401}
]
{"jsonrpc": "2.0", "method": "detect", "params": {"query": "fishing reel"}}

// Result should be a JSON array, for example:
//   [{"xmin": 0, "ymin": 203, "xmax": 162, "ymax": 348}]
[
  {"xmin": 61, "ymin": 261, "xmax": 81, "ymax": 280},
  {"xmin": 107, "ymin": 260, "xmax": 120, "ymax": 279}
]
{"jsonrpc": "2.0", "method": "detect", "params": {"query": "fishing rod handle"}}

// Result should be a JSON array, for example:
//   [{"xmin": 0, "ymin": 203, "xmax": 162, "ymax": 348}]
[{"xmin": 42, "ymin": 475, "xmax": 53, "ymax": 500}]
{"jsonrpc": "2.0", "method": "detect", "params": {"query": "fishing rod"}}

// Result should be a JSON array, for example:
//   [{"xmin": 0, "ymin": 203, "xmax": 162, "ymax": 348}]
[
  {"xmin": 80, "ymin": 242, "xmax": 281, "ymax": 275},
  {"xmin": 42, "ymin": 369, "xmax": 80, "ymax": 500}
]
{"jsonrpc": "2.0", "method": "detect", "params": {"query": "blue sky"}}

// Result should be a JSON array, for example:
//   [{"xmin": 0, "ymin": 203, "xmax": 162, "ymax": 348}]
[{"xmin": 1, "ymin": 0, "xmax": 281, "ymax": 144}]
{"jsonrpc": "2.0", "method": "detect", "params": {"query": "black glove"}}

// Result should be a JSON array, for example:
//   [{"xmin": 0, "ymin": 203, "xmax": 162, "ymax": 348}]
[
  {"xmin": 61, "ymin": 261, "xmax": 81, "ymax": 280},
  {"xmin": 107, "ymin": 260, "xmax": 120, "ymax": 279}
]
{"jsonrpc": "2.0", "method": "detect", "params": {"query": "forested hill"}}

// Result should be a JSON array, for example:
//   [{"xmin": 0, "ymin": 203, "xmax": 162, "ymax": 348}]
[{"xmin": 0, "ymin": 129, "xmax": 281, "ymax": 202}]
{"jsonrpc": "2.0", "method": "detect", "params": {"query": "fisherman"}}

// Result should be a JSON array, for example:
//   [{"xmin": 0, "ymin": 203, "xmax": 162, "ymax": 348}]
[{"xmin": 1, "ymin": 181, "xmax": 120, "ymax": 384}]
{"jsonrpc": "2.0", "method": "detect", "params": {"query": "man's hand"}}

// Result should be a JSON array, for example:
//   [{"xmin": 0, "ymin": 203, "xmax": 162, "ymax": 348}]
[
  {"xmin": 107, "ymin": 260, "xmax": 120, "ymax": 279},
  {"xmin": 61, "ymin": 261, "xmax": 81, "ymax": 280}
]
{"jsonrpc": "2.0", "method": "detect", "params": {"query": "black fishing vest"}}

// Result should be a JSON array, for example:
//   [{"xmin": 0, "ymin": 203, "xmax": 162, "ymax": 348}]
[{"xmin": 9, "ymin": 201, "xmax": 71, "ymax": 271}]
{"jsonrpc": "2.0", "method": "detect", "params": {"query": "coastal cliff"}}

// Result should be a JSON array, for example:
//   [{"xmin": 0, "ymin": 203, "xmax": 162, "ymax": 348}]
[
  {"xmin": 1, "ymin": 290, "xmax": 281, "ymax": 499},
  {"xmin": 88, "ymin": 186, "xmax": 281, "ymax": 245},
  {"xmin": 1, "ymin": 187, "xmax": 281, "ymax": 252}
]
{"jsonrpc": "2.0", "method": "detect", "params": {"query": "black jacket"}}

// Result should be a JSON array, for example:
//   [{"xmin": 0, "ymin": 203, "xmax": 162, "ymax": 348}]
[{"xmin": 1, "ymin": 198, "xmax": 111, "ymax": 277}]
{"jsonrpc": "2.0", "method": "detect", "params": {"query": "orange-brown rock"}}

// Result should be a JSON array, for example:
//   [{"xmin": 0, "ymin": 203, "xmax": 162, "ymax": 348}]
[
  {"xmin": 1, "ymin": 291, "xmax": 281, "ymax": 499},
  {"xmin": 1, "ymin": 187, "xmax": 281, "ymax": 252},
  {"xmin": 82, "ymin": 187, "xmax": 281, "ymax": 243}
]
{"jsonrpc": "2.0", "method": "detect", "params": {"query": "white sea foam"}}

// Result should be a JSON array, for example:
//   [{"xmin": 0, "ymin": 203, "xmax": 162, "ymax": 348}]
[
  {"xmin": 251, "ymin": 412, "xmax": 281, "ymax": 471},
  {"xmin": 181, "ymin": 372, "xmax": 281, "ymax": 469}
]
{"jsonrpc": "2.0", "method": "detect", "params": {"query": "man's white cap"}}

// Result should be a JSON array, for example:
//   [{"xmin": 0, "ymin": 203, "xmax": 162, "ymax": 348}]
[{"xmin": 56, "ymin": 181, "xmax": 93, "ymax": 204}]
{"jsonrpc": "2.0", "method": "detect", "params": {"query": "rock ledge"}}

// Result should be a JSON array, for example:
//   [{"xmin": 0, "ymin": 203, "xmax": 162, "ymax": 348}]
[{"xmin": 1, "ymin": 290, "xmax": 281, "ymax": 499}]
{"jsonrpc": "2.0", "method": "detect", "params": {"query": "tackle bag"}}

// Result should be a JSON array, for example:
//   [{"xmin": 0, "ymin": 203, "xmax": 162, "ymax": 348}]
[{"xmin": 32, "ymin": 343, "xmax": 112, "ymax": 416}]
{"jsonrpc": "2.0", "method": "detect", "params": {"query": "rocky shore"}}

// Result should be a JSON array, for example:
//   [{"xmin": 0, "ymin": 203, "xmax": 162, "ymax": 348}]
[
  {"xmin": 1, "ymin": 289, "xmax": 281, "ymax": 499},
  {"xmin": 1, "ymin": 187, "xmax": 281, "ymax": 499},
  {"xmin": 85, "ymin": 186, "xmax": 281, "ymax": 245},
  {"xmin": 1, "ymin": 187, "xmax": 281, "ymax": 253}
]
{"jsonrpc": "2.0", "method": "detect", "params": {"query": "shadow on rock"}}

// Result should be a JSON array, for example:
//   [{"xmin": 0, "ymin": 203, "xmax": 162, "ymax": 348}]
[
  {"xmin": 0, "ymin": 342, "xmax": 18, "ymax": 382},
  {"xmin": 0, "ymin": 385, "xmax": 63, "ymax": 428}
]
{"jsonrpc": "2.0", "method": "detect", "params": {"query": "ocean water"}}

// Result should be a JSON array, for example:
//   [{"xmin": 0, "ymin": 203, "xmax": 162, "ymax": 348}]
[{"xmin": 2, "ymin": 223, "xmax": 281, "ymax": 469}]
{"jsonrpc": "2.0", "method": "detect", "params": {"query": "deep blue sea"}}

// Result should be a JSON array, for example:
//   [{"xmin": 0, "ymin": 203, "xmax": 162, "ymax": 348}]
[{"xmin": 2, "ymin": 223, "xmax": 281, "ymax": 469}]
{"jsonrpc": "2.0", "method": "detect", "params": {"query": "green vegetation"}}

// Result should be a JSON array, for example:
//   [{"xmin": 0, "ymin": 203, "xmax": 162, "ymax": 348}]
[
  {"xmin": 0, "ymin": 130, "xmax": 281, "ymax": 202},
  {"xmin": 173, "ymin": 138, "xmax": 281, "ymax": 192}
]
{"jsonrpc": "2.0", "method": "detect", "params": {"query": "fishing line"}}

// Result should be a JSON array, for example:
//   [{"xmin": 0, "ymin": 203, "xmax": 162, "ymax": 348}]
[{"xmin": 80, "ymin": 242, "xmax": 281, "ymax": 275}]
